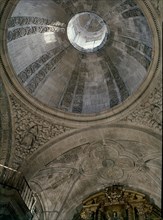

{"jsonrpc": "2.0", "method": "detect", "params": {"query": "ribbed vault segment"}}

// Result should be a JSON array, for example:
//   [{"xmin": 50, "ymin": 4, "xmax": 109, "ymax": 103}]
[
  {"xmin": 7, "ymin": 0, "xmax": 153, "ymax": 114},
  {"xmin": 21, "ymin": 126, "xmax": 161, "ymax": 220}
]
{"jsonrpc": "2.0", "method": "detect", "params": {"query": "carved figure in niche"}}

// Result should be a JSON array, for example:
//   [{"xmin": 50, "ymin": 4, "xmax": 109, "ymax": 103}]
[
  {"xmin": 106, "ymin": 211, "xmax": 111, "ymax": 220},
  {"xmin": 113, "ymin": 211, "xmax": 119, "ymax": 220},
  {"xmin": 80, "ymin": 209, "xmax": 93, "ymax": 220},
  {"xmin": 105, "ymin": 211, "xmax": 124, "ymax": 220},
  {"xmin": 21, "ymin": 125, "xmax": 38, "ymax": 149}
]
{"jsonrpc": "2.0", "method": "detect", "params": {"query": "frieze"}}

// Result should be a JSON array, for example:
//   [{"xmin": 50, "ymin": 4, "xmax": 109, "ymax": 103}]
[
  {"xmin": 7, "ymin": 16, "xmax": 66, "ymax": 29},
  {"xmin": 103, "ymin": 52, "xmax": 129, "ymax": 102},
  {"xmin": 122, "ymin": 81, "xmax": 162, "ymax": 132},
  {"xmin": 126, "ymin": 45, "xmax": 151, "ymax": 70},
  {"xmin": 7, "ymin": 25, "xmax": 65, "ymax": 42},
  {"xmin": 10, "ymin": 96, "xmax": 73, "ymax": 169},
  {"xmin": 101, "ymin": 60, "xmax": 119, "ymax": 108},
  {"xmin": 116, "ymin": 35, "xmax": 152, "ymax": 59},
  {"xmin": 59, "ymin": 58, "xmax": 82, "ymax": 112},
  {"xmin": 26, "ymin": 47, "xmax": 69, "ymax": 94},
  {"xmin": 116, "ymin": 0, "xmax": 137, "ymax": 13},
  {"xmin": 122, "ymin": 7, "xmax": 143, "ymax": 18},
  {"xmin": 72, "ymin": 62, "xmax": 86, "ymax": 113},
  {"xmin": 18, "ymin": 46, "xmax": 63, "ymax": 84}
]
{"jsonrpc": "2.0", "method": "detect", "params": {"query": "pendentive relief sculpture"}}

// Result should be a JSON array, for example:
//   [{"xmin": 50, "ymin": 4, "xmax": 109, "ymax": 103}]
[{"xmin": 77, "ymin": 185, "xmax": 160, "ymax": 220}]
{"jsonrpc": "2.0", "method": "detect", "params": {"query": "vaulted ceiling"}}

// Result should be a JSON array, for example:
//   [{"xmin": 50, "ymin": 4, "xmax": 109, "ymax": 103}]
[
  {"xmin": 7, "ymin": 0, "xmax": 153, "ymax": 114},
  {"xmin": 0, "ymin": 0, "xmax": 162, "ymax": 220}
]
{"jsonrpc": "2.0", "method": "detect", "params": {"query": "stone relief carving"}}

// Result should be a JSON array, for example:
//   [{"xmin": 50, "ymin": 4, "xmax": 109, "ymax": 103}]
[
  {"xmin": 98, "ymin": 51, "xmax": 129, "ymax": 107},
  {"xmin": 104, "ymin": 54, "xmax": 129, "ymax": 101},
  {"xmin": 116, "ymin": 35, "xmax": 152, "ymax": 59},
  {"xmin": 30, "ymin": 137, "xmax": 161, "ymax": 219},
  {"xmin": 122, "ymin": 81, "xmax": 162, "ymax": 132},
  {"xmin": 122, "ymin": 7, "xmax": 143, "ymax": 18},
  {"xmin": 7, "ymin": 25, "xmax": 65, "ymax": 42},
  {"xmin": 8, "ymin": 16, "xmax": 66, "ymax": 29},
  {"xmin": 150, "ymin": 0, "xmax": 162, "ymax": 15},
  {"xmin": 116, "ymin": 0, "xmax": 137, "ymax": 13},
  {"xmin": 126, "ymin": 45, "xmax": 150, "ymax": 69},
  {"xmin": 58, "ymin": 58, "xmax": 82, "ymax": 112},
  {"xmin": 18, "ymin": 47, "xmax": 63, "ymax": 84},
  {"xmin": 10, "ymin": 96, "xmax": 72, "ymax": 169},
  {"xmin": 32, "ymin": 137, "xmax": 161, "ymax": 190},
  {"xmin": 26, "ymin": 47, "xmax": 69, "ymax": 94}
]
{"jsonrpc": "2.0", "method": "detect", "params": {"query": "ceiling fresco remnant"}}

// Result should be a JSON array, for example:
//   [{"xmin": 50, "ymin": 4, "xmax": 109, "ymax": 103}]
[{"xmin": 29, "ymin": 135, "xmax": 161, "ymax": 219}]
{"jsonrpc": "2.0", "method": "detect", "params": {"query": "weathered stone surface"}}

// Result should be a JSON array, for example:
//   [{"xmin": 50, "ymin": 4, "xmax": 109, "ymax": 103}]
[
  {"xmin": 30, "ymin": 135, "xmax": 161, "ymax": 219},
  {"xmin": 149, "ymin": 0, "xmax": 162, "ymax": 15},
  {"xmin": 7, "ymin": 25, "xmax": 65, "ymax": 42},
  {"xmin": 122, "ymin": 81, "xmax": 162, "ymax": 132},
  {"xmin": 10, "ymin": 96, "xmax": 73, "ymax": 169},
  {"xmin": 0, "ymin": 80, "xmax": 12, "ymax": 166}
]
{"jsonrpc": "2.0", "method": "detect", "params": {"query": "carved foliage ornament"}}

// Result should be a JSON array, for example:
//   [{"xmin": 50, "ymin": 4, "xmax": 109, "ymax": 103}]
[
  {"xmin": 10, "ymin": 96, "xmax": 72, "ymax": 169},
  {"xmin": 149, "ymin": 0, "xmax": 162, "ymax": 15},
  {"xmin": 123, "ymin": 81, "xmax": 162, "ymax": 132}
]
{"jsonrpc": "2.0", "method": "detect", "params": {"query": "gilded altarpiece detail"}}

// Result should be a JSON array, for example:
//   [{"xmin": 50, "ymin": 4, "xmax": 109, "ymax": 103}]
[{"xmin": 79, "ymin": 185, "xmax": 161, "ymax": 220}]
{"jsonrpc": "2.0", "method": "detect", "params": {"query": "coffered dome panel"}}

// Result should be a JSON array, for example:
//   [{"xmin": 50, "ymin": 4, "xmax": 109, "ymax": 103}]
[{"xmin": 7, "ymin": 0, "xmax": 153, "ymax": 114}]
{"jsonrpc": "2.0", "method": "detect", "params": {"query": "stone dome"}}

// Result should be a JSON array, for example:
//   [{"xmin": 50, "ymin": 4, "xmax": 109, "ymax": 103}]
[{"xmin": 7, "ymin": 0, "xmax": 153, "ymax": 114}]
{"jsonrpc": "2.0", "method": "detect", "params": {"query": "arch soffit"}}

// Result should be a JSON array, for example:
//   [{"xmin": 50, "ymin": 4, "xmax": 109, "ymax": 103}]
[{"xmin": 22, "ymin": 124, "xmax": 161, "ymax": 178}]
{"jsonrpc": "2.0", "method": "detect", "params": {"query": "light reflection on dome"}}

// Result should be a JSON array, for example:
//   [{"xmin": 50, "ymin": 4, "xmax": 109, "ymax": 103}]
[{"xmin": 67, "ymin": 12, "xmax": 109, "ymax": 53}]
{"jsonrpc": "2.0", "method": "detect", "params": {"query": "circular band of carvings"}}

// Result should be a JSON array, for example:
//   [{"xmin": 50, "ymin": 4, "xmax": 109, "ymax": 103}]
[{"xmin": 0, "ymin": 0, "xmax": 161, "ymax": 126}]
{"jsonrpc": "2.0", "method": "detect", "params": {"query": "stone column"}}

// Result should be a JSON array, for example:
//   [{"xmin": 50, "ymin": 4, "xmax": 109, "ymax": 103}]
[
  {"xmin": 127, "ymin": 206, "xmax": 133, "ymax": 220},
  {"xmin": 137, "ymin": 205, "xmax": 145, "ymax": 220}
]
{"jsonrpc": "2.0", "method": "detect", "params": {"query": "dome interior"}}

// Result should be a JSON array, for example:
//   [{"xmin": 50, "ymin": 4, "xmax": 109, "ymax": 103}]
[{"xmin": 7, "ymin": 0, "xmax": 153, "ymax": 114}]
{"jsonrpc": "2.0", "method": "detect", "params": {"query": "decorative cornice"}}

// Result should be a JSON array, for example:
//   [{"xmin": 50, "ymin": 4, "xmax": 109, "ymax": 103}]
[{"xmin": 10, "ymin": 95, "xmax": 73, "ymax": 169}]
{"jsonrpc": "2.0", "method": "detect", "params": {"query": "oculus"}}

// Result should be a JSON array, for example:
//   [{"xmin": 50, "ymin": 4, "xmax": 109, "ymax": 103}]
[{"xmin": 67, "ymin": 12, "xmax": 109, "ymax": 52}]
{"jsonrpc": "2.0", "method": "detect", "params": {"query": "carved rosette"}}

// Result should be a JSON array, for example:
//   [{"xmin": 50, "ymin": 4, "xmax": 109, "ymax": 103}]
[
  {"xmin": 122, "ymin": 81, "xmax": 162, "ymax": 132},
  {"xmin": 10, "ymin": 96, "xmax": 73, "ymax": 169}
]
